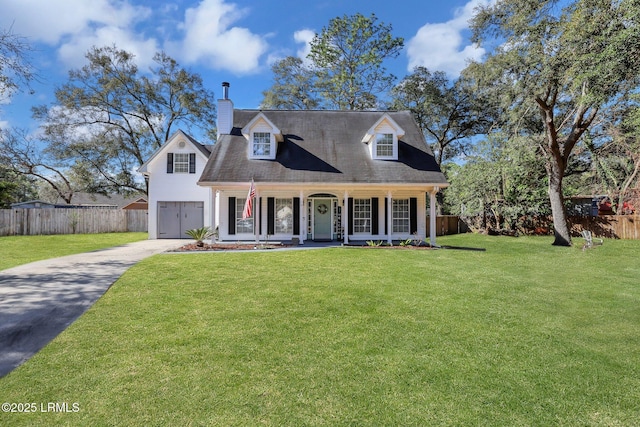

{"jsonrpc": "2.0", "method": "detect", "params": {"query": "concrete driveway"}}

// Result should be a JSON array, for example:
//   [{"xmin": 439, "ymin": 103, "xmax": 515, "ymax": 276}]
[{"xmin": 0, "ymin": 239, "xmax": 183, "ymax": 378}]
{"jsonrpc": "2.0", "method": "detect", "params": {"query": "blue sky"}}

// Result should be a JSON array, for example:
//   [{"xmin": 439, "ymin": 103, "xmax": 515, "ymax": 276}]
[{"xmin": 0, "ymin": 0, "xmax": 493, "ymax": 136}]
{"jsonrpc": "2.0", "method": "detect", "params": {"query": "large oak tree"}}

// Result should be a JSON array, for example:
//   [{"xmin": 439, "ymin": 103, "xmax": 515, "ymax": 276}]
[
  {"xmin": 470, "ymin": 0, "xmax": 640, "ymax": 245},
  {"xmin": 0, "ymin": 26, "xmax": 35, "ymax": 101},
  {"xmin": 0, "ymin": 26, "xmax": 38, "ymax": 206},
  {"xmin": 390, "ymin": 66, "xmax": 493, "ymax": 166},
  {"xmin": 32, "ymin": 46, "xmax": 217, "ymax": 196}
]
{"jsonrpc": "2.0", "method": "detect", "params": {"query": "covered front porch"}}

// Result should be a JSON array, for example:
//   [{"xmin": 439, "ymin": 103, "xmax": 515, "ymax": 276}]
[{"xmin": 209, "ymin": 184, "xmax": 442, "ymax": 246}]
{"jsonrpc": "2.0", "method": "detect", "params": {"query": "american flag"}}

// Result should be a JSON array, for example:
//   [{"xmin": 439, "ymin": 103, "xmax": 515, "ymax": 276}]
[{"xmin": 242, "ymin": 180, "xmax": 255, "ymax": 220}]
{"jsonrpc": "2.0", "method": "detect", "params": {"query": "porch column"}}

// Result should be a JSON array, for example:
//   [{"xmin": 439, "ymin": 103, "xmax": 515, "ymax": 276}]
[
  {"xmin": 254, "ymin": 188, "xmax": 260, "ymax": 243},
  {"xmin": 387, "ymin": 191, "xmax": 393, "ymax": 244},
  {"xmin": 429, "ymin": 188, "xmax": 438, "ymax": 246},
  {"xmin": 299, "ymin": 190, "xmax": 305, "ymax": 244},
  {"xmin": 343, "ymin": 191, "xmax": 349, "ymax": 245},
  {"xmin": 214, "ymin": 187, "xmax": 217, "ymax": 241}
]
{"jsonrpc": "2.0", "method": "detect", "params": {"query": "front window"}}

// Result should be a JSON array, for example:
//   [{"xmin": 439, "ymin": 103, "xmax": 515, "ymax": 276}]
[
  {"xmin": 236, "ymin": 198, "xmax": 253, "ymax": 233},
  {"xmin": 174, "ymin": 153, "xmax": 190, "ymax": 173},
  {"xmin": 253, "ymin": 132, "xmax": 271, "ymax": 157},
  {"xmin": 275, "ymin": 198, "xmax": 293, "ymax": 234},
  {"xmin": 353, "ymin": 198, "xmax": 371, "ymax": 233},
  {"xmin": 375, "ymin": 133, "xmax": 394, "ymax": 158},
  {"xmin": 392, "ymin": 199, "xmax": 410, "ymax": 233}
]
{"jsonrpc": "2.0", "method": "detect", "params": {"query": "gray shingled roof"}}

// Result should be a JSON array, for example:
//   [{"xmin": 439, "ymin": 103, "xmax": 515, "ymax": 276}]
[
  {"xmin": 199, "ymin": 110, "xmax": 448, "ymax": 186},
  {"xmin": 182, "ymin": 132, "xmax": 214, "ymax": 157}
]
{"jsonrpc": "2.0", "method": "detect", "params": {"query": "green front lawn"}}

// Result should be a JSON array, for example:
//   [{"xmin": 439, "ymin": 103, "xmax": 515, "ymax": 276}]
[
  {"xmin": 0, "ymin": 232, "xmax": 148, "ymax": 270},
  {"xmin": 2, "ymin": 235, "xmax": 639, "ymax": 425}
]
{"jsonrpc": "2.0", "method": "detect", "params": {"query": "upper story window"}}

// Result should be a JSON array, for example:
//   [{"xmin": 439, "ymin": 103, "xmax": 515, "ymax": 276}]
[
  {"xmin": 253, "ymin": 132, "xmax": 271, "ymax": 157},
  {"xmin": 242, "ymin": 113, "xmax": 282, "ymax": 160},
  {"xmin": 376, "ymin": 133, "xmax": 394, "ymax": 158},
  {"xmin": 362, "ymin": 114, "xmax": 404, "ymax": 161},
  {"xmin": 173, "ymin": 153, "xmax": 190, "ymax": 173},
  {"xmin": 166, "ymin": 152, "xmax": 196, "ymax": 174}
]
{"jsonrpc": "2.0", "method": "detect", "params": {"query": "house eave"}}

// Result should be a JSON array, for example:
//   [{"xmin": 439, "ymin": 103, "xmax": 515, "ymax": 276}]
[{"xmin": 197, "ymin": 181, "xmax": 448, "ymax": 191}]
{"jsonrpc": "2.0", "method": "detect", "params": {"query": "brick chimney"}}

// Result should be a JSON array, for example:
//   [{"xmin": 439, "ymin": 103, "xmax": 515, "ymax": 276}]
[{"xmin": 217, "ymin": 82, "xmax": 233, "ymax": 139}]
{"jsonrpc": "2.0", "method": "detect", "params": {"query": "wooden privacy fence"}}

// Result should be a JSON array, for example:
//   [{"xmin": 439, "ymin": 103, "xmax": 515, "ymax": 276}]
[
  {"xmin": 0, "ymin": 208, "xmax": 148, "ymax": 236},
  {"xmin": 570, "ymin": 215, "xmax": 640, "ymax": 240},
  {"xmin": 426, "ymin": 215, "xmax": 467, "ymax": 237},
  {"xmin": 459, "ymin": 213, "xmax": 640, "ymax": 240}
]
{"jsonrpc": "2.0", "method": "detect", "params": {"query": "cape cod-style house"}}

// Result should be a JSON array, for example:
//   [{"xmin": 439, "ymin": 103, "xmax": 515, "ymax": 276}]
[{"xmin": 139, "ymin": 82, "xmax": 448, "ymax": 245}]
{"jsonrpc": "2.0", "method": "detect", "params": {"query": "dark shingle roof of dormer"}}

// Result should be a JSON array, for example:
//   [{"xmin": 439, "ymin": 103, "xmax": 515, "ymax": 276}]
[{"xmin": 199, "ymin": 110, "xmax": 447, "ymax": 186}]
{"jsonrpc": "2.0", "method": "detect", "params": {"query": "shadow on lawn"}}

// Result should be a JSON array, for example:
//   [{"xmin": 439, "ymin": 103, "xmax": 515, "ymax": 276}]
[
  {"xmin": 439, "ymin": 245, "xmax": 487, "ymax": 251},
  {"xmin": 0, "ymin": 259, "xmax": 137, "ymax": 378}
]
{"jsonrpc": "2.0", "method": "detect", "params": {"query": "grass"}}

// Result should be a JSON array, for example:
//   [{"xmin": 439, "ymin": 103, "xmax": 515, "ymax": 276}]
[
  {"xmin": 0, "ymin": 232, "xmax": 148, "ymax": 270},
  {"xmin": 1, "ymin": 234, "xmax": 639, "ymax": 426}
]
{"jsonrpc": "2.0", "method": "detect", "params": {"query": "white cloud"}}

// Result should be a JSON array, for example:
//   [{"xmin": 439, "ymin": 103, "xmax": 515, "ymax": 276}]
[
  {"xmin": 177, "ymin": 0, "xmax": 268, "ymax": 74},
  {"xmin": 0, "ymin": 0, "xmax": 155, "ymax": 69},
  {"xmin": 57, "ymin": 27, "xmax": 160, "ymax": 70},
  {"xmin": 294, "ymin": 29, "xmax": 315, "ymax": 61},
  {"xmin": 263, "ymin": 29, "xmax": 314, "ymax": 68},
  {"xmin": 406, "ymin": 0, "xmax": 495, "ymax": 77},
  {"xmin": 0, "ymin": 0, "xmax": 149, "ymax": 43}
]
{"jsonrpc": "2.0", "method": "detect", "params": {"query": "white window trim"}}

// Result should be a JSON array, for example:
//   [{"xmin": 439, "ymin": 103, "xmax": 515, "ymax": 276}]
[
  {"xmin": 353, "ymin": 198, "xmax": 371, "ymax": 234},
  {"xmin": 392, "ymin": 199, "xmax": 410, "ymax": 233},
  {"xmin": 235, "ymin": 197, "xmax": 254, "ymax": 234},
  {"xmin": 251, "ymin": 132, "xmax": 273, "ymax": 159},
  {"xmin": 242, "ymin": 113, "xmax": 282, "ymax": 160},
  {"xmin": 373, "ymin": 133, "xmax": 397, "ymax": 160},
  {"xmin": 275, "ymin": 198, "xmax": 294, "ymax": 234},
  {"xmin": 362, "ymin": 114, "xmax": 404, "ymax": 161},
  {"xmin": 173, "ymin": 153, "xmax": 190, "ymax": 174}
]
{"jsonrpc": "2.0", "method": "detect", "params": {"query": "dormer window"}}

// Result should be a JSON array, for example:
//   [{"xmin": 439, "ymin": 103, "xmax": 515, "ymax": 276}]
[
  {"xmin": 242, "ymin": 113, "xmax": 282, "ymax": 160},
  {"xmin": 362, "ymin": 113, "xmax": 404, "ymax": 161},
  {"xmin": 253, "ymin": 132, "xmax": 271, "ymax": 157},
  {"xmin": 375, "ymin": 133, "xmax": 394, "ymax": 158}
]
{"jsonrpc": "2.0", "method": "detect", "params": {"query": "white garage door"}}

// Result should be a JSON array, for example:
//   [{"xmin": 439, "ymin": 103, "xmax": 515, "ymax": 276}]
[{"xmin": 158, "ymin": 201, "xmax": 204, "ymax": 239}]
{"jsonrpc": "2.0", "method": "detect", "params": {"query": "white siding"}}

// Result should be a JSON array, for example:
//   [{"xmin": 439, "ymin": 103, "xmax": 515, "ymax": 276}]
[
  {"xmin": 146, "ymin": 138, "xmax": 211, "ymax": 239},
  {"xmin": 217, "ymin": 98, "xmax": 234, "ymax": 136}
]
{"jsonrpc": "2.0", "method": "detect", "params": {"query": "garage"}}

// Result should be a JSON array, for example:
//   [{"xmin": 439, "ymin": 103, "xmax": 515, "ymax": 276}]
[{"xmin": 158, "ymin": 201, "xmax": 204, "ymax": 238}]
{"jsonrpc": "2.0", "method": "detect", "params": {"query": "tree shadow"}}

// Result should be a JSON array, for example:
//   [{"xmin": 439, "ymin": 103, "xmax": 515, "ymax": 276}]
[
  {"xmin": 397, "ymin": 140, "xmax": 440, "ymax": 171},
  {"xmin": 0, "ymin": 259, "xmax": 134, "ymax": 377},
  {"xmin": 276, "ymin": 135, "xmax": 342, "ymax": 173}
]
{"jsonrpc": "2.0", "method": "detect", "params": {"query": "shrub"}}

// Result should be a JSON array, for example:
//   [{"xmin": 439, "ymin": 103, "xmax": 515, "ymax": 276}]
[{"xmin": 185, "ymin": 226, "xmax": 214, "ymax": 247}]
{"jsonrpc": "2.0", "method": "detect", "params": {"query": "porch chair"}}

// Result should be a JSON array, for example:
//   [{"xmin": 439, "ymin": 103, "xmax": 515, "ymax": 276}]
[{"xmin": 581, "ymin": 230, "xmax": 603, "ymax": 251}]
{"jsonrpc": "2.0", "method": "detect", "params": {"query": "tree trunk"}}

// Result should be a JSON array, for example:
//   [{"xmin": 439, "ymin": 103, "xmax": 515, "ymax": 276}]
[
  {"xmin": 616, "ymin": 155, "xmax": 640, "ymax": 212},
  {"xmin": 535, "ymin": 92, "xmax": 590, "ymax": 247},
  {"xmin": 549, "ymin": 161, "xmax": 572, "ymax": 246}
]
